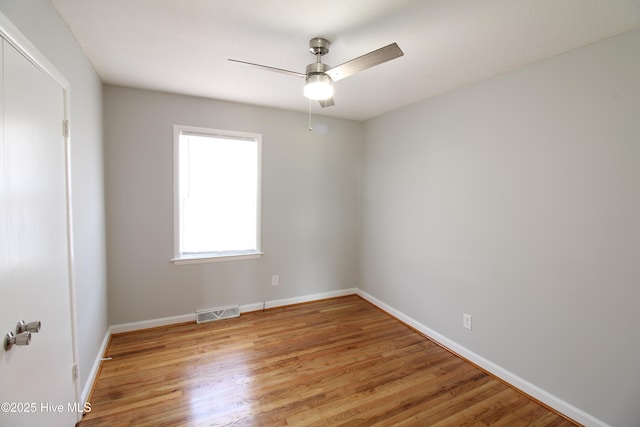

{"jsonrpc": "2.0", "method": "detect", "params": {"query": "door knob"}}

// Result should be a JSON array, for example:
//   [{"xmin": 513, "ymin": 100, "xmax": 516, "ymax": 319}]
[
  {"xmin": 3, "ymin": 332, "xmax": 31, "ymax": 351},
  {"xmin": 16, "ymin": 320, "xmax": 41, "ymax": 334}
]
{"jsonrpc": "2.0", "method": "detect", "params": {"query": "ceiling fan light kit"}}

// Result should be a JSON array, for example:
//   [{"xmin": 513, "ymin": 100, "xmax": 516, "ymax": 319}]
[
  {"xmin": 304, "ymin": 73, "xmax": 333, "ymax": 100},
  {"xmin": 229, "ymin": 37, "xmax": 403, "ymax": 108},
  {"xmin": 304, "ymin": 60, "xmax": 333, "ymax": 100}
]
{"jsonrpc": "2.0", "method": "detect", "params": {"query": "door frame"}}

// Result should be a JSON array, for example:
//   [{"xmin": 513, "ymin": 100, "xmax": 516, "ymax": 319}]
[{"xmin": 0, "ymin": 10, "xmax": 81, "ymax": 422}]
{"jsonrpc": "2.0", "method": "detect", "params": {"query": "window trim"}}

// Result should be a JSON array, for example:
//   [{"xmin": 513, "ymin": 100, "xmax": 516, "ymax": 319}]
[{"xmin": 172, "ymin": 124, "xmax": 263, "ymax": 265}]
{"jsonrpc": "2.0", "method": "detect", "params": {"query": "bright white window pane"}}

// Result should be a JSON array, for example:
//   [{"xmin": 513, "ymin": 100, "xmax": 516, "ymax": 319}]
[{"xmin": 177, "ymin": 130, "xmax": 260, "ymax": 255}]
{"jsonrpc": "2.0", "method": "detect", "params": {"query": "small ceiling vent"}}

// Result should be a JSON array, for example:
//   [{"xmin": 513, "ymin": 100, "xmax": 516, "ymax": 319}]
[{"xmin": 196, "ymin": 305, "xmax": 240, "ymax": 324}]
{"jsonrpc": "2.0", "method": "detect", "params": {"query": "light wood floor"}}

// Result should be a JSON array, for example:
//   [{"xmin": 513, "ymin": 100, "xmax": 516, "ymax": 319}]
[{"xmin": 79, "ymin": 296, "xmax": 579, "ymax": 426}]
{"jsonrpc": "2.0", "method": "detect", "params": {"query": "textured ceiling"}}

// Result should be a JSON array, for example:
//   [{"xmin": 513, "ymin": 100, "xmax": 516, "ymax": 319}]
[{"xmin": 51, "ymin": 0, "xmax": 640, "ymax": 121}]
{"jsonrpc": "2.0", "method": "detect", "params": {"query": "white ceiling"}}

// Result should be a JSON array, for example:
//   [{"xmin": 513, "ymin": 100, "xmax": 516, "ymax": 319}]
[{"xmin": 51, "ymin": 0, "xmax": 640, "ymax": 121}]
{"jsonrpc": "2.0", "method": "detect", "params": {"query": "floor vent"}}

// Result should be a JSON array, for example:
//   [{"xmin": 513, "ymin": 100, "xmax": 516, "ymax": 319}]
[{"xmin": 196, "ymin": 305, "xmax": 240, "ymax": 324}]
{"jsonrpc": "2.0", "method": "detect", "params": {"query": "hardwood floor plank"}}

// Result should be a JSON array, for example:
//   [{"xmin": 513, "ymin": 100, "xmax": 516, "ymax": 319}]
[{"xmin": 79, "ymin": 295, "xmax": 578, "ymax": 426}]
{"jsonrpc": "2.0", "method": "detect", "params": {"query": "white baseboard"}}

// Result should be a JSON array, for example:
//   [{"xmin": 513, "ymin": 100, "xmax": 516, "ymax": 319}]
[
  {"xmin": 263, "ymin": 288, "xmax": 357, "ymax": 309},
  {"xmin": 80, "ymin": 327, "xmax": 111, "ymax": 404},
  {"xmin": 240, "ymin": 289, "xmax": 358, "ymax": 313},
  {"xmin": 110, "ymin": 313, "xmax": 196, "ymax": 334},
  {"xmin": 109, "ymin": 288, "xmax": 359, "ymax": 334},
  {"xmin": 240, "ymin": 302, "xmax": 265, "ymax": 313},
  {"xmin": 355, "ymin": 289, "xmax": 609, "ymax": 427}
]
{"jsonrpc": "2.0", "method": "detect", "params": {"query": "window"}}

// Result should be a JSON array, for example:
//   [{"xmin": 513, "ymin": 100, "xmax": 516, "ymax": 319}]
[{"xmin": 173, "ymin": 125, "xmax": 262, "ymax": 264}]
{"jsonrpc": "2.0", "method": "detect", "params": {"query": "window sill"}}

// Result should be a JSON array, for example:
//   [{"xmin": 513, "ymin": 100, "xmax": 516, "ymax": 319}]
[{"xmin": 172, "ymin": 250, "xmax": 264, "ymax": 265}]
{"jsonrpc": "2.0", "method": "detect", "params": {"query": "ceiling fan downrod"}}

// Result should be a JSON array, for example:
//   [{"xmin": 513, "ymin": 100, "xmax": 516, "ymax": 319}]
[{"xmin": 306, "ymin": 37, "xmax": 331, "ymax": 74}]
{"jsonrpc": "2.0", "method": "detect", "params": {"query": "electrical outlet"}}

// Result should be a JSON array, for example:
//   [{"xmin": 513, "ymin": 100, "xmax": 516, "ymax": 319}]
[
  {"xmin": 463, "ymin": 313, "xmax": 472, "ymax": 330},
  {"xmin": 271, "ymin": 275, "xmax": 279, "ymax": 286}
]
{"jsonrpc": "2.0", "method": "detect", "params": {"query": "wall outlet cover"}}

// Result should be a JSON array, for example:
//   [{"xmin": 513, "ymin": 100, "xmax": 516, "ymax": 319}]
[{"xmin": 463, "ymin": 313, "xmax": 472, "ymax": 330}]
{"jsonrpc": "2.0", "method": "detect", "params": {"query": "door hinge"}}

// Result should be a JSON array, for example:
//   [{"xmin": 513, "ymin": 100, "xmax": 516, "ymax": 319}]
[
  {"xmin": 72, "ymin": 363, "xmax": 78, "ymax": 381},
  {"xmin": 63, "ymin": 120, "xmax": 69, "ymax": 138}
]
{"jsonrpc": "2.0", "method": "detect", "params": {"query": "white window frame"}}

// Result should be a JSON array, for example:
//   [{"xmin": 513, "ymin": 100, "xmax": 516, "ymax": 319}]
[{"xmin": 172, "ymin": 124, "xmax": 263, "ymax": 265}]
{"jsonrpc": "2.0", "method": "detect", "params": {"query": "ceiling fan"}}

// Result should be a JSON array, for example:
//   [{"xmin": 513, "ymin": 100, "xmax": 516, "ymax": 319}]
[{"xmin": 228, "ymin": 37, "xmax": 404, "ymax": 108}]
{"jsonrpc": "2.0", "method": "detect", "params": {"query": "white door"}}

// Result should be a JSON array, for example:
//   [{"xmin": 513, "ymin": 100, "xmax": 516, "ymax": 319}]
[{"xmin": 0, "ymin": 38, "xmax": 78, "ymax": 427}]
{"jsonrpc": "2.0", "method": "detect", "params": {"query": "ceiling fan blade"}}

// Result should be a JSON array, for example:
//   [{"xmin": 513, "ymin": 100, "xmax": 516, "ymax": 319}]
[
  {"xmin": 319, "ymin": 97, "xmax": 335, "ymax": 108},
  {"xmin": 325, "ymin": 42, "xmax": 403, "ymax": 82},
  {"xmin": 228, "ymin": 59, "xmax": 306, "ymax": 78}
]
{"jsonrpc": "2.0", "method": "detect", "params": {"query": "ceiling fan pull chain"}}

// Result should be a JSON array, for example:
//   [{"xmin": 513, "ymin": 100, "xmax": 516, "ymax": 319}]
[{"xmin": 308, "ymin": 99, "xmax": 313, "ymax": 131}]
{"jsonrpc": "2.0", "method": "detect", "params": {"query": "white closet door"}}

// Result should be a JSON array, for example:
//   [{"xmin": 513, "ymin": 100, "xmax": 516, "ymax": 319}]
[{"xmin": 0, "ymin": 39, "xmax": 77, "ymax": 427}]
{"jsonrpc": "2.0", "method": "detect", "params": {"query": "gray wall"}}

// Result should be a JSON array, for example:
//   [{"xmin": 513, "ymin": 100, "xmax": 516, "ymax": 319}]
[
  {"xmin": 0, "ymin": 0, "xmax": 107, "ymax": 396},
  {"xmin": 103, "ymin": 86, "xmax": 362, "ymax": 324},
  {"xmin": 361, "ymin": 29, "xmax": 640, "ymax": 427}
]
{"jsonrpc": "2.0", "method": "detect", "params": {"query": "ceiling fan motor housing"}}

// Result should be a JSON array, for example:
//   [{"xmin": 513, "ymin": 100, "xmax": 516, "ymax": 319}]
[{"xmin": 306, "ymin": 62, "xmax": 330, "ymax": 75}]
